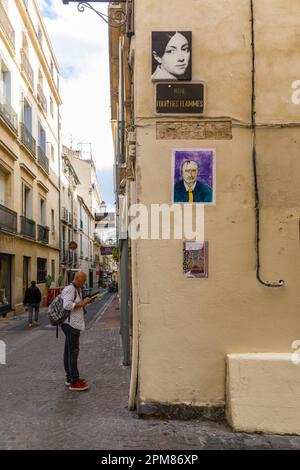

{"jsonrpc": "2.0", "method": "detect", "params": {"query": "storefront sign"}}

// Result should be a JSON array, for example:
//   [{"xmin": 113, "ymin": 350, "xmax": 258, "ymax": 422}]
[
  {"xmin": 69, "ymin": 241, "xmax": 77, "ymax": 250},
  {"xmin": 101, "ymin": 247, "xmax": 113, "ymax": 256},
  {"xmin": 156, "ymin": 83, "xmax": 204, "ymax": 115}
]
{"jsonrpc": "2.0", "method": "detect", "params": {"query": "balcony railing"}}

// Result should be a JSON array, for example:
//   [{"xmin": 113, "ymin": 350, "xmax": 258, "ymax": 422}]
[
  {"xmin": 0, "ymin": 100, "xmax": 18, "ymax": 134},
  {"xmin": 37, "ymin": 224, "xmax": 49, "ymax": 244},
  {"xmin": 0, "ymin": 3, "xmax": 15, "ymax": 51},
  {"xmin": 20, "ymin": 123, "xmax": 36, "ymax": 158},
  {"xmin": 37, "ymin": 84, "xmax": 47, "ymax": 114},
  {"xmin": 0, "ymin": 204, "xmax": 17, "ymax": 233},
  {"xmin": 62, "ymin": 249, "xmax": 68, "ymax": 263},
  {"xmin": 20, "ymin": 215, "xmax": 36, "ymax": 239},
  {"xmin": 38, "ymin": 146, "xmax": 49, "ymax": 173},
  {"xmin": 62, "ymin": 250, "xmax": 74, "ymax": 263},
  {"xmin": 21, "ymin": 49, "xmax": 34, "ymax": 88}
]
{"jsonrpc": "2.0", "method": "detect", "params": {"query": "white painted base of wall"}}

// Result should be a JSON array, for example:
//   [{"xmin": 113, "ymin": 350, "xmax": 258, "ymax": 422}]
[{"xmin": 226, "ymin": 353, "xmax": 300, "ymax": 435}]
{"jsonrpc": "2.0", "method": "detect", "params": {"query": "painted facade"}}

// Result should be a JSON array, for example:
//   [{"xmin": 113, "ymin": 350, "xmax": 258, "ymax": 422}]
[
  {"xmin": 0, "ymin": 0, "xmax": 61, "ymax": 314},
  {"xmin": 109, "ymin": 0, "xmax": 300, "ymax": 419}
]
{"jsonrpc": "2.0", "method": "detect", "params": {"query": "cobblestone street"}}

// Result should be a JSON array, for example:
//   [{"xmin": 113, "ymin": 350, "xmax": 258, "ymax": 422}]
[{"xmin": 0, "ymin": 293, "xmax": 300, "ymax": 450}]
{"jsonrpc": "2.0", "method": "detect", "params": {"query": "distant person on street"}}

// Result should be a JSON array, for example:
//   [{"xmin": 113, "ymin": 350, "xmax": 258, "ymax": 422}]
[
  {"xmin": 23, "ymin": 281, "xmax": 42, "ymax": 328},
  {"xmin": 61, "ymin": 271, "xmax": 94, "ymax": 392}
]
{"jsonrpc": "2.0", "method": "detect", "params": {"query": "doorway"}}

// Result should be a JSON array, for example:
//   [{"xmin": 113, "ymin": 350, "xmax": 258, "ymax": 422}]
[
  {"xmin": 23, "ymin": 256, "xmax": 30, "ymax": 295},
  {"xmin": 89, "ymin": 270, "xmax": 93, "ymax": 289},
  {"xmin": 0, "ymin": 253, "xmax": 12, "ymax": 315}
]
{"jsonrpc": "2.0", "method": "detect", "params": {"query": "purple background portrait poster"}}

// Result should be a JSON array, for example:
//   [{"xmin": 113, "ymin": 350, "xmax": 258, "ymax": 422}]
[{"xmin": 174, "ymin": 150, "xmax": 214, "ymax": 188}]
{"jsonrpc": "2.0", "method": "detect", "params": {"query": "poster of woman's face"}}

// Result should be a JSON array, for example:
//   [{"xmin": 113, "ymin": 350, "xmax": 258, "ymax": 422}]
[
  {"xmin": 151, "ymin": 31, "xmax": 192, "ymax": 81},
  {"xmin": 172, "ymin": 149, "xmax": 216, "ymax": 205}
]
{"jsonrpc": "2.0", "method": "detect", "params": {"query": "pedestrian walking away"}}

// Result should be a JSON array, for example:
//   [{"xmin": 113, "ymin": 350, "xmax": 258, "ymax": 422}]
[
  {"xmin": 60, "ymin": 271, "xmax": 95, "ymax": 392},
  {"xmin": 23, "ymin": 281, "xmax": 42, "ymax": 328}
]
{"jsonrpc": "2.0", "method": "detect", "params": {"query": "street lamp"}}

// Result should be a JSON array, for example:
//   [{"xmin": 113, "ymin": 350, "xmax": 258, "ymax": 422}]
[{"xmin": 62, "ymin": 0, "xmax": 128, "ymax": 27}]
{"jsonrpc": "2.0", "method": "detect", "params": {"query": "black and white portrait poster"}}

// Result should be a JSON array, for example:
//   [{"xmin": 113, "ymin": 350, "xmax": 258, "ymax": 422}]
[{"xmin": 151, "ymin": 31, "xmax": 192, "ymax": 81}]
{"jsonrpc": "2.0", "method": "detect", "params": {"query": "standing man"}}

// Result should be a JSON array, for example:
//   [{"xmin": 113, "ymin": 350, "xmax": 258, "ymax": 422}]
[
  {"xmin": 174, "ymin": 160, "xmax": 213, "ymax": 203},
  {"xmin": 61, "ymin": 271, "xmax": 93, "ymax": 391},
  {"xmin": 23, "ymin": 281, "xmax": 42, "ymax": 328}
]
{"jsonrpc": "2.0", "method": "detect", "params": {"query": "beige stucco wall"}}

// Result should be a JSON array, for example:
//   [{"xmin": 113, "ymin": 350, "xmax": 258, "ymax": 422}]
[
  {"xmin": 227, "ymin": 354, "xmax": 300, "ymax": 435},
  {"xmin": 133, "ymin": 0, "xmax": 300, "ymax": 407}
]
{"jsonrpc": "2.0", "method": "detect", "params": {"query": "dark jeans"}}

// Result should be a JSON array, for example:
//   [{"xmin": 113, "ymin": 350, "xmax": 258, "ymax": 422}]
[
  {"xmin": 27, "ymin": 303, "xmax": 40, "ymax": 323},
  {"xmin": 61, "ymin": 323, "xmax": 81, "ymax": 384}
]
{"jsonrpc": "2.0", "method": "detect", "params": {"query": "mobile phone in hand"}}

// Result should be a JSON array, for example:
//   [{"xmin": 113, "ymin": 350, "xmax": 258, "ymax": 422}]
[{"xmin": 90, "ymin": 293, "xmax": 102, "ymax": 301}]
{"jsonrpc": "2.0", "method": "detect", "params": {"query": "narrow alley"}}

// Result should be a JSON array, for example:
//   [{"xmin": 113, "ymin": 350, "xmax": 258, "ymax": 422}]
[{"xmin": 0, "ymin": 295, "xmax": 300, "ymax": 450}]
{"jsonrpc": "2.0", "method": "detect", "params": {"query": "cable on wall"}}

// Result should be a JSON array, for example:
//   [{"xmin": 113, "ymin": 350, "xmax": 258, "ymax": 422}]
[{"xmin": 250, "ymin": 0, "xmax": 284, "ymax": 288}]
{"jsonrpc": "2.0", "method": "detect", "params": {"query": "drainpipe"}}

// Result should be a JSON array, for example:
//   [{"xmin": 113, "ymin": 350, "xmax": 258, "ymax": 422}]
[
  {"xmin": 128, "ymin": 229, "xmax": 138, "ymax": 410},
  {"xmin": 118, "ymin": 36, "xmax": 130, "ymax": 366},
  {"xmin": 58, "ymin": 107, "xmax": 62, "ymax": 271}
]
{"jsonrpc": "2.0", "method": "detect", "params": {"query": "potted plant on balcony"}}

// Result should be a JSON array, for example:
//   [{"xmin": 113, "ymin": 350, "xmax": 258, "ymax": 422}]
[{"xmin": 45, "ymin": 274, "xmax": 53, "ymax": 306}]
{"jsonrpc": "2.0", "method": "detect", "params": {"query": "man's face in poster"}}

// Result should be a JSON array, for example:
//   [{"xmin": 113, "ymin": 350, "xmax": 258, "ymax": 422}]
[{"xmin": 182, "ymin": 160, "xmax": 199, "ymax": 187}]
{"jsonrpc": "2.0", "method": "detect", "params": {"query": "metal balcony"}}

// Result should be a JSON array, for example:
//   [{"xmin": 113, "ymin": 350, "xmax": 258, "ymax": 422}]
[
  {"xmin": 0, "ymin": 3, "xmax": 15, "ymax": 51},
  {"xmin": 37, "ymin": 84, "xmax": 47, "ymax": 114},
  {"xmin": 20, "ymin": 215, "xmax": 36, "ymax": 239},
  {"xmin": 0, "ymin": 204, "xmax": 17, "ymax": 233},
  {"xmin": 0, "ymin": 100, "xmax": 18, "ymax": 134},
  {"xmin": 21, "ymin": 49, "xmax": 34, "ymax": 88},
  {"xmin": 20, "ymin": 123, "xmax": 36, "ymax": 158},
  {"xmin": 38, "ymin": 146, "xmax": 49, "ymax": 174},
  {"xmin": 37, "ymin": 224, "xmax": 49, "ymax": 244},
  {"xmin": 62, "ymin": 249, "xmax": 67, "ymax": 263}
]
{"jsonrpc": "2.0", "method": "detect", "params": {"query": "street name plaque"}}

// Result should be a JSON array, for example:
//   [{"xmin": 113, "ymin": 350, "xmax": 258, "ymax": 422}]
[{"xmin": 156, "ymin": 83, "xmax": 205, "ymax": 115}]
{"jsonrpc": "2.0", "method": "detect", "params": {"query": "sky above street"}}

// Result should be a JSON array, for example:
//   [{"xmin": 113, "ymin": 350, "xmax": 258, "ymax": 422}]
[{"xmin": 37, "ymin": 0, "xmax": 115, "ymax": 208}]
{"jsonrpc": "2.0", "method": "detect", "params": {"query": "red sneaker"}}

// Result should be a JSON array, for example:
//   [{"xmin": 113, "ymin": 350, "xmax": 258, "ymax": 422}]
[
  {"xmin": 65, "ymin": 378, "xmax": 87, "ymax": 387},
  {"xmin": 69, "ymin": 380, "xmax": 90, "ymax": 391},
  {"xmin": 78, "ymin": 378, "xmax": 87, "ymax": 384}
]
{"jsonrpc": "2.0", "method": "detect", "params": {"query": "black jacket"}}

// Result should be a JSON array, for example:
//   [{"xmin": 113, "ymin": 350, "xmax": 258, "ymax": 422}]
[{"xmin": 23, "ymin": 286, "xmax": 42, "ymax": 305}]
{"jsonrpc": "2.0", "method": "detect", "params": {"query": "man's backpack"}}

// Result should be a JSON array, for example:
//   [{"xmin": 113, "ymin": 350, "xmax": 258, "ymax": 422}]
[{"xmin": 48, "ymin": 285, "xmax": 77, "ymax": 337}]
